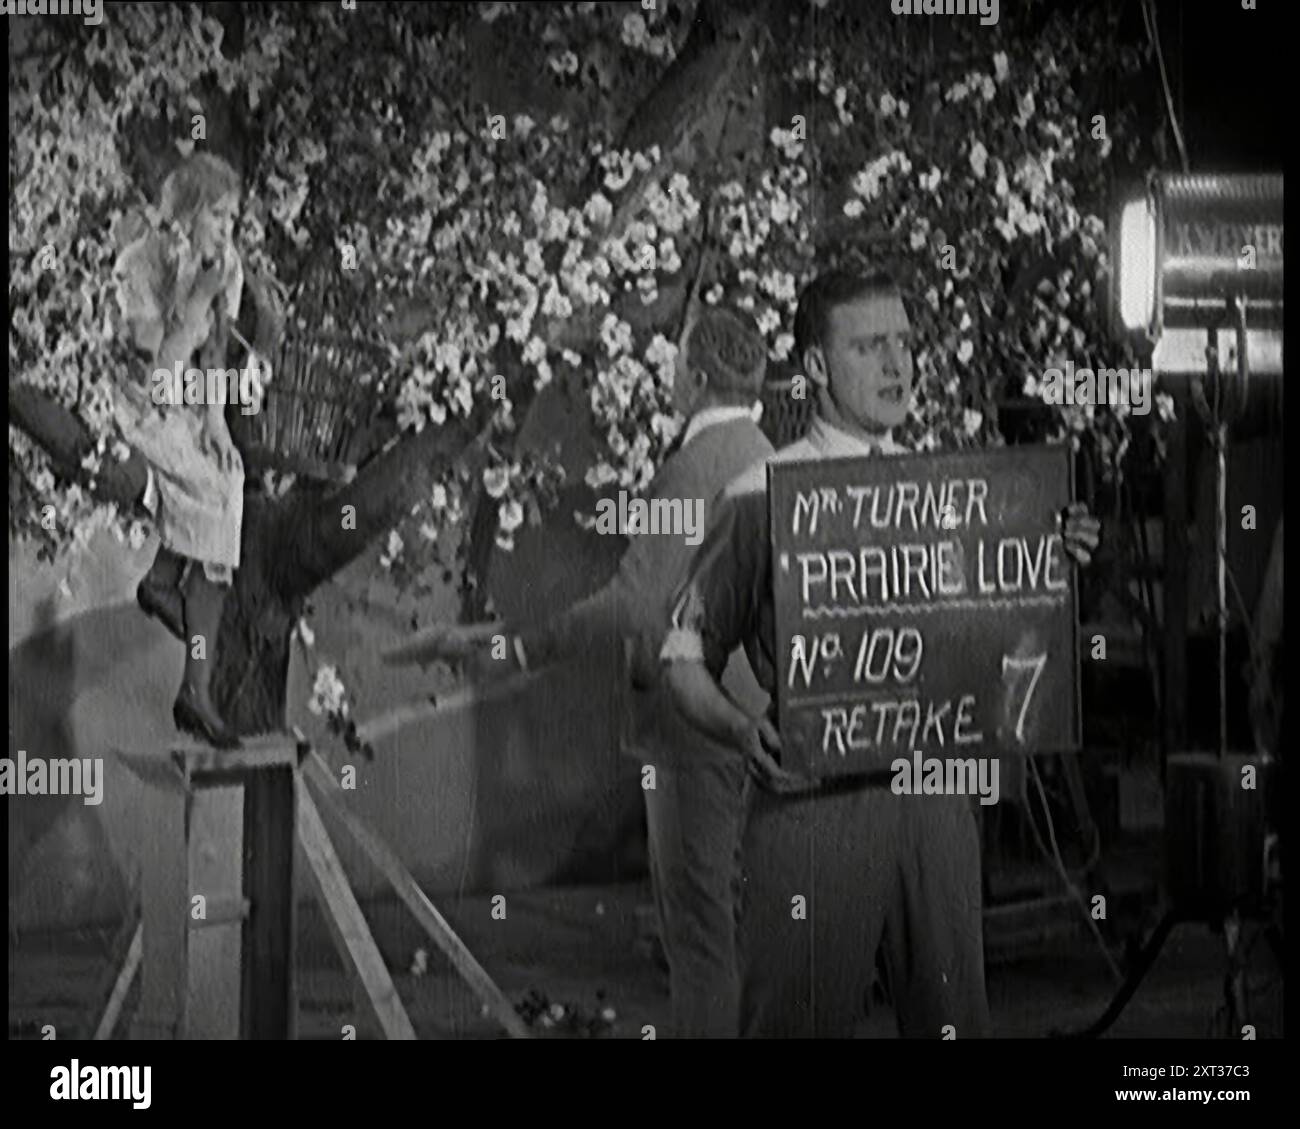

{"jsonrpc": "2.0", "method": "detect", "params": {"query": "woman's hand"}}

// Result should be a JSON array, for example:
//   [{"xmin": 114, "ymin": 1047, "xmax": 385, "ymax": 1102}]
[
  {"xmin": 180, "ymin": 256, "xmax": 230, "ymax": 331},
  {"xmin": 200, "ymin": 420, "xmax": 240, "ymax": 473},
  {"xmin": 193, "ymin": 256, "xmax": 229, "ymax": 305}
]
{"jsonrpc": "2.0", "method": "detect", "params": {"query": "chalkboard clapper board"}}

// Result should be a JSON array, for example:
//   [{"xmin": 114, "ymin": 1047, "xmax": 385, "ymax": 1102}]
[{"xmin": 768, "ymin": 444, "xmax": 1081, "ymax": 780}]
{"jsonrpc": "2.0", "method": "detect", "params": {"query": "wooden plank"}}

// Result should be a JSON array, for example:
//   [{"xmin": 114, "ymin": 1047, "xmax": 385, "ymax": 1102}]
[
  {"xmin": 119, "ymin": 736, "xmax": 299, "ymax": 792},
  {"xmin": 241, "ymin": 765, "xmax": 297, "ymax": 1040},
  {"xmin": 296, "ymin": 779, "xmax": 416, "ymax": 1040},
  {"xmin": 173, "ymin": 733, "xmax": 301, "ymax": 778},
  {"xmin": 85, "ymin": 882, "xmax": 141, "ymax": 1039},
  {"xmin": 187, "ymin": 782, "xmax": 244, "ymax": 1039},
  {"xmin": 302, "ymin": 752, "xmax": 529, "ymax": 1039},
  {"xmin": 93, "ymin": 920, "xmax": 143, "ymax": 1041},
  {"xmin": 189, "ymin": 895, "xmax": 251, "ymax": 929},
  {"xmin": 129, "ymin": 762, "xmax": 189, "ymax": 1040}
]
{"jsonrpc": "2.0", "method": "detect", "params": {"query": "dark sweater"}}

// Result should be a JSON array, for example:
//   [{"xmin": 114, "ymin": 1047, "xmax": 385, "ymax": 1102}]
[{"xmin": 520, "ymin": 415, "xmax": 774, "ymax": 760}]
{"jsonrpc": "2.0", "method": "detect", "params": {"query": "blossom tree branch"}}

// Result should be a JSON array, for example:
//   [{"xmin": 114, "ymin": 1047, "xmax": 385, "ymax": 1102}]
[
  {"xmin": 288, "ymin": 413, "xmax": 494, "ymax": 597},
  {"xmin": 547, "ymin": 0, "xmax": 770, "ymax": 353},
  {"xmin": 8, "ymin": 383, "xmax": 149, "ymax": 513}
]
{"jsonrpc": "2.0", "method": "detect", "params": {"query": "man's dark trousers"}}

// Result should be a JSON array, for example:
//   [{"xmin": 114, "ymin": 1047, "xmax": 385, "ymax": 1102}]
[
  {"xmin": 736, "ymin": 784, "xmax": 992, "ymax": 1038},
  {"xmin": 625, "ymin": 418, "xmax": 772, "ymax": 1039},
  {"xmin": 642, "ymin": 729, "xmax": 751, "ymax": 1038}
]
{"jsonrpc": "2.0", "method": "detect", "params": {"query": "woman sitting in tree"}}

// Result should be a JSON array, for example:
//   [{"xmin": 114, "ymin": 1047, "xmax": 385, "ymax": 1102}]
[{"xmin": 114, "ymin": 151, "xmax": 252, "ymax": 748}]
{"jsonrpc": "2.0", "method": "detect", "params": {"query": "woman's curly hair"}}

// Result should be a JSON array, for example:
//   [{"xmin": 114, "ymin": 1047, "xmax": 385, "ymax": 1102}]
[{"xmin": 158, "ymin": 152, "xmax": 242, "ymax": 237}]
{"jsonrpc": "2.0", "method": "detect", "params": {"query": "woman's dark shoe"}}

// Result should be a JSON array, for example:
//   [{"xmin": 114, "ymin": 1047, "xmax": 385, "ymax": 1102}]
[
  {"xmin": 172, "ymin": 685, "xmax": 241, "ymax": 749},
  {"xmin": 138, "ymin": 579, "xmax": 185, "ymax": 641}
]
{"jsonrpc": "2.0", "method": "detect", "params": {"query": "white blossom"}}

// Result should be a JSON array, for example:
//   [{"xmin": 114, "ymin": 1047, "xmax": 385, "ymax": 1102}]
[
  {"xmin": 621, "ymin": 12, "xmax": 648, "ymax": 47},
  {"xmin": 379, "ymin": 529, "xmax": 405, "ymax": 570},
  {"xmin": 483, "ymin": 464, "xmax": 511, "ymax": 499},
  {"xmin": 548, "ymin": 51, "xmax": 579, "ymax": 77},
  {"xmin": 1015, "ymin": 90, "xmax": 1036, "ymax": 128},
  {"xmin": 498, "ymin": 498, "xmax": 524, "ymax": 533},
  {"xmin": 308, "ymin": 665, "xmax": 347, "ymax": 718},
  {"xmin": 769, "ymin": 126, "xmax": 805, "ymax": 160}
]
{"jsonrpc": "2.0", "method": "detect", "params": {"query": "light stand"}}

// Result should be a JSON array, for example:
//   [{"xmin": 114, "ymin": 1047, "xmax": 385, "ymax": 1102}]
[{"xmin": 1060, "ymin": 173, "xmax": 1283, "ymax": 1038}]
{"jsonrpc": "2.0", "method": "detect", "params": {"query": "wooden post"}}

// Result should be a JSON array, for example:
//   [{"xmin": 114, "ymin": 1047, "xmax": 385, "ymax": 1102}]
[
  {"xmin": 125, "ymin": 754, "xmax": 188, "ymax": 1039},
  {"xmin": 242, "ymin": 762, "xmax": 297, "ymax": 1038},
  {"xmin": 117, "ymin": 736, "xmax": 299, "ymax": 1040}
]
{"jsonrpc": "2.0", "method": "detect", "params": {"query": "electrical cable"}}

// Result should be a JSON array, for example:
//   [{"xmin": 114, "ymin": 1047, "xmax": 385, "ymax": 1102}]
[
  {"xmin": 1023, "ymin": 753, "xmax": 1123, "ymax": 983},
  {"xmin": 1141, "ymin": 0, "xmax": 1190, "ymax": 172}
]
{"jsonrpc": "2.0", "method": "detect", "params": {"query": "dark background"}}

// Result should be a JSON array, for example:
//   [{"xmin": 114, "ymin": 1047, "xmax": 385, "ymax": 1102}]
[{"xmin": 1130, "ymin": 0, "xmax": 1286, "ymax": 170}]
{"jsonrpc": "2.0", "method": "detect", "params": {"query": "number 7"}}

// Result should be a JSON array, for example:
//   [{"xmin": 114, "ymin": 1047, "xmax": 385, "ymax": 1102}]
[{"xmin": 1001, "ymin": 652, "xmax": 1047, "ymax": 744}]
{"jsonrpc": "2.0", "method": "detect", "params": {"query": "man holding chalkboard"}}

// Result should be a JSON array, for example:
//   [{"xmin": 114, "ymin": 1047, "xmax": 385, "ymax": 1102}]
[{"xmin": 661, "ymin": 267, "xmax": 1100, "ymax": 1037}]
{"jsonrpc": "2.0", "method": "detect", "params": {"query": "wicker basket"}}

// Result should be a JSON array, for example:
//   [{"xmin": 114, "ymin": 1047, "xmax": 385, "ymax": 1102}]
[
  {"xmin": 229, "ymin": 253, "xmax": 394, "ymax": 481},
  {"xmin": 229, "ymin": 330, "xmax": 393, "ymax": 481}
]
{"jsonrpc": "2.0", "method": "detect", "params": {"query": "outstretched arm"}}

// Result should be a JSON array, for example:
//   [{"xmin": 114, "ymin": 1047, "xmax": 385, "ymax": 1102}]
[
  {"xmin": 381, "ymin": 531, "xmax": 643, "ymax": 671},
  {"xmin": 386, "ymin": 464, "xmax": 678, "ymax": 671},
  {"xmin": 382, "ymin": 553, "xmax": 639, "ymax": 671},
  {"xmin": 515, "ymin": 562, "xmax": 638, "ymax": 669}
]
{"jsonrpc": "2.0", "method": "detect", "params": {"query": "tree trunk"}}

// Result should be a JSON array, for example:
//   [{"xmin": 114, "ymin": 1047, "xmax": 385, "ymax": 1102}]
[{"xmin": 209, "ymin": 493, "xmax": 303, "ymax": 735}]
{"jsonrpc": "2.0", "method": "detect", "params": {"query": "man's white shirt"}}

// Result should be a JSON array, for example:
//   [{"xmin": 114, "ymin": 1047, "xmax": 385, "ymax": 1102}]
[{"xmin": 680, "ymin": 402, "xmax": 764, "ymax": 449}]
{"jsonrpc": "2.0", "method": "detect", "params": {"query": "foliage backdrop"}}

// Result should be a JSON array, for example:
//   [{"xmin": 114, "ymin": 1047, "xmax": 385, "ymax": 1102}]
[{"xmin": 10, "ymin": 0, "xmax": 1169, "ymax": 613}]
